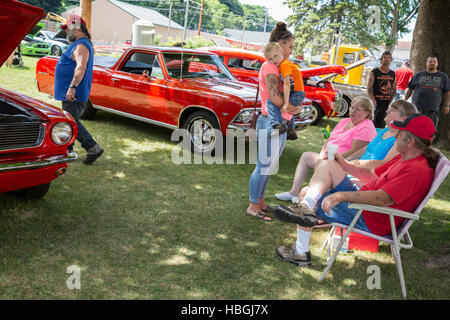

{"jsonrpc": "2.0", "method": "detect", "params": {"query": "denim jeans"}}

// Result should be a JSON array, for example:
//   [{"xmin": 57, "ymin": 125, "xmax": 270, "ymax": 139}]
[
  {"xmin": 315, "ymin": 177, "xmax": 372, "ymax": 233},
  {"xmin": 420, "ymin": 109, "xmax": 440, "ymax": 129},
  {"xmin": 267, "ymin": 92, "xmax": 305, "ymax": 128},
  {"xmin": 249, "ymin": 111, "xmax": 287, "ymax": 203},
  {"xmin": 267, "ymin": 99, "xmax": 285, "ymax": 126},
  {"xmin": 62, "ymin": 101, "xmax": 97, "ymax": 151}
]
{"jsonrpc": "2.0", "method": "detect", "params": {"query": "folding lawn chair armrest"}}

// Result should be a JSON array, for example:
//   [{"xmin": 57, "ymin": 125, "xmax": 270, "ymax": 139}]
[{"xmin": 348, "ymin": 203, "xmax": 419, "ymax": 220}]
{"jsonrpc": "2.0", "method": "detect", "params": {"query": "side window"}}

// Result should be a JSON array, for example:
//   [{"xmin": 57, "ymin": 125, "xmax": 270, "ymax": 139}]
[
  {"xmin": 342, "ymin": 53, "xmax": 356, "ymax": 64},
  {"xmin": 152, "ymin": 58, "xmax": 164, "ymax": 79},
  {"xmin": 227, "ymin": 58, "xmax": 241, "ymax": 68},
  {"xmin": 242, "ymin": 59, "xmax": 262, "ymax": 70},
  {"xmin": 120, "ymin": 52, "xmax": 156, "ymax": 75},
  {"xmin": 227, "ymin": 58, "xmax": 262, "ymax": 70}
]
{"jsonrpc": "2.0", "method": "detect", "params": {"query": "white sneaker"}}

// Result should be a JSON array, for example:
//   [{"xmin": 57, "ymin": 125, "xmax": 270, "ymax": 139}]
[{"xmin": 275, "ymin": 192, "xmax": 298, "ymax": 203}]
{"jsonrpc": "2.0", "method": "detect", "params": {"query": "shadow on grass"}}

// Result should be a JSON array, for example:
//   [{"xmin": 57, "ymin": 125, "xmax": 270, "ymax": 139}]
[{"xmin": 0, "ymin": 113, "xmax": 448, "ymax": 299}]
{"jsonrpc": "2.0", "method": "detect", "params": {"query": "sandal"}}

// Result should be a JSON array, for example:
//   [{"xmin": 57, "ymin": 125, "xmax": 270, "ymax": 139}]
[
  {"xmin": 245, "ymin": 210, "xmax": 273, "ymax": 222},
  {"xmin": 261, "ymin": 205, "xmax": 276, "ymax": 214}
]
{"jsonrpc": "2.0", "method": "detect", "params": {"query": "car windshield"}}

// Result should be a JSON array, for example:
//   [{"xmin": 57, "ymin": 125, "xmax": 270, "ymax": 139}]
[
  {"xmin": 163, "ymin": 53, "xmax": 235, "ymax": 80},
  {"xmin": 42, "ymin": 30, "xmax": 56, "ymax": 39}
]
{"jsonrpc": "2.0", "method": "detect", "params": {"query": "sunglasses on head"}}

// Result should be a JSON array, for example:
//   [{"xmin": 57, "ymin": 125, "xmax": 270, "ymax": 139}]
[{"xmin": 281, "ymin": 31, "xmax": 293, "ymax": 39}]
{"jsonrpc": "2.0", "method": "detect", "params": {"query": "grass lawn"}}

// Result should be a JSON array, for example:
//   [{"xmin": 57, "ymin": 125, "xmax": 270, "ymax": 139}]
[{"xmin": 0, "ymin": 56, "xmax": 449, "ymax": 300}]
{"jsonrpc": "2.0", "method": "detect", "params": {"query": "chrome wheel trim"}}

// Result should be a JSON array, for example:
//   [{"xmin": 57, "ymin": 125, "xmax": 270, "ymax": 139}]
[
  {"xmin": 309, "ymin": 105, "xmax": 319, "ymax": 123},
  {"xmin": 335, "ymin": 98, "xmax": 349, "ymax": 117},
  {"xmin": 189, "ymin": 118, "xmax": 216, "ymax": 153},
  {"xmin": 51, "ymin": 46, "xmax": 62, "ymax": 56}
]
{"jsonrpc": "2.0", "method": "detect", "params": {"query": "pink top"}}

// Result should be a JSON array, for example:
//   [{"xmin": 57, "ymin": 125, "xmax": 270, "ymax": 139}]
[
  {"xmin": 327, "ymin": 118, "xmax": 377, "ymax": 154},
  {"xmin": 258, "ymin": 62, "xmax": 292, "ymax": 121}
]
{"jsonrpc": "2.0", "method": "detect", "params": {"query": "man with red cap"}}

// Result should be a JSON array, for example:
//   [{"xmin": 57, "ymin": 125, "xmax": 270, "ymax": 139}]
[
  {"xmin": 54, "ymin": 14, "xmax": 103, "ymax": 165},
  {"xmin": 273, "ymin": 114, "xmax": 439, "ymax": 266}
]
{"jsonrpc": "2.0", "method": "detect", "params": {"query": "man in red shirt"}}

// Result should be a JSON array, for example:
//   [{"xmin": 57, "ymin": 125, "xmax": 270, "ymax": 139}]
[
  {"xmin": 395, "ymin": 59, "xmax": 414, "ymax": 100},
  {"xmin": 273, "ymin": 114, "xmax": 439, "ymax": 266}
]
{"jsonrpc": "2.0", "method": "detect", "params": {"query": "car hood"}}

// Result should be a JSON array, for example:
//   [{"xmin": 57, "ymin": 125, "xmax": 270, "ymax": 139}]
[
  {"xmin": 301, "ymin": 65, "xmax": 348, "ymax": 78},
  {"xmin": 319, "ymin": 57, "xmax": 373, "ymax": 82},
  {"xmin": 28, "ymin": 21, "xmax": 46, "ymax": 38},
  {"xmin": 1, "ymin": 0, "xmax": 45, "ymax": 65},
  {"xmin": 184, "ymin": 78, "xmax": 258, "ymax": 101},
  {"xmin": 54, "ymin": 29, "xmax": 68, "ymax": 41}
]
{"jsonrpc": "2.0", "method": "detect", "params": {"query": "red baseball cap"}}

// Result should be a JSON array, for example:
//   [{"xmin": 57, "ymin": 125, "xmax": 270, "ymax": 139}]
[
  {"xmin": 61, "ymin": 15, "xmax": 86, "ymax": 31},
  {"xmin": 391, "ymin": 114, "xmax": 436, "ymax": 141}
]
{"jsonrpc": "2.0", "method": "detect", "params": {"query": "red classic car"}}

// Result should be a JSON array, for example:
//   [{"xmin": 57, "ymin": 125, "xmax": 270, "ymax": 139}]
[
  {"xmin": 1, "ymin": 0, "xmax": 78, "ymax": 198},
  {"xmin": 36, "ymin": 46, "xmax": 312, "ymax": 154},
  {"xmin": 200, "ymin": 47, "xmax": 348, "ymax": 125}
]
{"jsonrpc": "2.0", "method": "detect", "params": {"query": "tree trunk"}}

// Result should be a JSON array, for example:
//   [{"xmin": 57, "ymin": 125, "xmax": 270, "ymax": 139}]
[
  {"xmin": 410, "ymin": 0, "xmax": 450, "ymax": 148},
  {"xmin": 385, "ymin": 0, "xmax": 401, "ymax": 52}
]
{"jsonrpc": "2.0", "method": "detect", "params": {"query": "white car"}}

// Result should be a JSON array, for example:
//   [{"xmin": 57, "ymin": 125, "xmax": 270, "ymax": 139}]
[{"xmin": 35, "ymin": 29, "xmax": 69, "ymax": 56}]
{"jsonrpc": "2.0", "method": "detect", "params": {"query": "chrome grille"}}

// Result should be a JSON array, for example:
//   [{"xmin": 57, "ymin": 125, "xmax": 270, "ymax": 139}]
[{"xmin": 0, "ymin": 123, "xmax": 44, "ymax": 151}]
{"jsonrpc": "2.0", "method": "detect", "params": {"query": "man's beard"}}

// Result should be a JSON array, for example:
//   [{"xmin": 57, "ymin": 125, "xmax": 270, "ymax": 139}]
[{"xmin": 67, "ymin": 32, "xmax": 77, "ymax": 43}]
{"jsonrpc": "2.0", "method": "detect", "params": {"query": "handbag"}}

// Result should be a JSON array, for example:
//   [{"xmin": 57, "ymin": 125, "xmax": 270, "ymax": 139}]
[{"xmin": 246, "ymin": 84, "xmax": 260, "ymax": 139}]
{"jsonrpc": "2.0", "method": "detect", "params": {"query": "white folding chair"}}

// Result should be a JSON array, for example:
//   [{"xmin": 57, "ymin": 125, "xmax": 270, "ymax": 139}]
[{"xmin": 318, "ymin": 153, "xmax": 449, "ymax": 299}]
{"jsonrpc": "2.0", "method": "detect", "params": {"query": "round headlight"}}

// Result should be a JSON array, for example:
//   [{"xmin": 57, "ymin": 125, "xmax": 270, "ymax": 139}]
[
  {"xmin": 51, "ymin": 122, "xmax": 73, "ymax": 145},
  {"xmin": 239, "ymin": 110, "xmax": 252, "ymax": 123}
]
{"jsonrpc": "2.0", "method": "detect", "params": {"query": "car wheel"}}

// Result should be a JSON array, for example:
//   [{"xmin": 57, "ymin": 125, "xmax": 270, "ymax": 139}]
[
  {"xmin": 10, "ymin": 183, "xmax": 51, "ymax": 199},
  {"xmin": 336, "ymin": 96, "xmax": 351, "ymax": 118},
  {"xmin": 51, "ymin": 46, "xmax": 62, "ymax": 56},
  {"xmin": 309, "ymin": 102, "xmax": 324, "ymax": 125},
  {"xmin": 183, "ymin": 111, "xmax": 220, "ymax": 155},
  {"xmin": 79, "ymin": 99, "xmax": 97, "ymax": 120}
]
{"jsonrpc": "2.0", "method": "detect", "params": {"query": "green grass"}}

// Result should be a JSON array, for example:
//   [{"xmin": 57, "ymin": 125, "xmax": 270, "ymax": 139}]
[{"xmin": 0, "ymin": 56, "xmax": 449, "ymax": 299}]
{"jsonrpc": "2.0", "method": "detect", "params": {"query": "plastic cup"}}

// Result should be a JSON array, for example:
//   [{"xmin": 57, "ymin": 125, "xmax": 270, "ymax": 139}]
[{"xmin": 327, "ymin": 144, "xmax": 339, "ymax": 160}]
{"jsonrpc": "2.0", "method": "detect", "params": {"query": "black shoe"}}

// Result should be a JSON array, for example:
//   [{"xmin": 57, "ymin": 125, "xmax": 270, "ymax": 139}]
[
  {"xmin": 82, "ymin": 148, "xmax": 104, "ymax": 165},
  {"xmin": 274, "ymin": 203, "xmax": 318, "ymax": 227},
  {"xmin": 270, "ymin": 123, "xmax": 288, "ymax": 138},
  {"xmin": 286, "ymin": 127, "xmax": 298, "ymax": 140},
  {"xmin": 275, "ymin": 244, "xmax": 311, "ymax": 267}
]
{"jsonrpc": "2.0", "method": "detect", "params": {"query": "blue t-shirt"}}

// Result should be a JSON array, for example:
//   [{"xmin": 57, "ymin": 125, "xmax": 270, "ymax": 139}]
[
  {"xmin": 360, "ymin": 127, "xmax": 396, "ymax": 160},
  {"xmin": 54, "ymin": 37, "xmax": 94, "ymax": 103}
]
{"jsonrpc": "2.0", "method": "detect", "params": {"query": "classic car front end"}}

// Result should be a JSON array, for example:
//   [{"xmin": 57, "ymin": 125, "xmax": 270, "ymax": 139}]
[
  {"xmin": 21, "ymin": 22, "xmax": 51, "ymax": 56},
  {"xmin": 0, "ymin": 88, "xmax": 78, "ymax": 198},
  {"xmin": 1, "ymin": 0, "xmax": 78, "ymax": 198}
]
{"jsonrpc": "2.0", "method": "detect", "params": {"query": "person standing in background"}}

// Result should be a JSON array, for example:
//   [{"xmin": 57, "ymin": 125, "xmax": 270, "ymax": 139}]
[
  {"xmin": 405, "ymin": 56, "xmax": 450, "ymax": 128},
  {"xmin": 367, "ymin": 51, "xmax": 396, "ymax": 128},
  {"xmin": 395, "ymin": 59, "xmax": 413, "ymax": 100}
]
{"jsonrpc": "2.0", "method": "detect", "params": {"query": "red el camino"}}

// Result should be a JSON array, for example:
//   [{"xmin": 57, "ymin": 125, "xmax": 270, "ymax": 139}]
[
  {"xmin": 1, "ymin": 0, "xmax": 78, "ymax": 198},
  {"xmin": 36, "ymin": 46, "xmax": 312, "ymax": 154},
  {"xmin": 200, "ymin": 47, "xmax": 349, "ymax": 125}
]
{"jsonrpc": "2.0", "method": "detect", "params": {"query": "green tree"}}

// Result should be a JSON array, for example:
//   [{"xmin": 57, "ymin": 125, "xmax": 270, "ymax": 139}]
[
  {"xmin": 373, "ymin": 0, "xmax": 419, "ymax": 52},
  {"xmin": 285, "ymin": 0, "xmax": 418, "ymax": 56},
  {"xmin": 19, "ymin": 0, "xmax": 65, "ymax": 13}
]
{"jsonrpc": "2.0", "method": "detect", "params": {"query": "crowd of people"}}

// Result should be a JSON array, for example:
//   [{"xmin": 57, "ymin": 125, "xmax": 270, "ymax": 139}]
[
  {"xmin": 247, "ymin": 22, "xmax": 449, "ymax": 267},
  {"xmin": 55, "ymin": 16, "xmax": 447, "ymax": 268}
]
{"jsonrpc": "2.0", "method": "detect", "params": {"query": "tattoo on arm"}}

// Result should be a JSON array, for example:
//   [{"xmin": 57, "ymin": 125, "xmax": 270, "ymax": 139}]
[{"xmin": 267, "ymin": 74, "xmax": 282, "ymax": 99}]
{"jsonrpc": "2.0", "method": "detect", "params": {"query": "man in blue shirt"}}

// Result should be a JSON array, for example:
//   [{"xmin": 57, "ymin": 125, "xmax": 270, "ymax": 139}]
[{"xmin": 54, "ymin": 15, "xmax": 103, "ymax": 165}]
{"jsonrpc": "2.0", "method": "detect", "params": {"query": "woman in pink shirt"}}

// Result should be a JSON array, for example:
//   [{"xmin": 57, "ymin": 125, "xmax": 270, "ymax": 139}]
[
  {"xmin": 276, "ymin": 96, "xmax": 377, "ymax": 203},
  {"xmin": 247, "ymin": 22, "xmax": 302, "ymax": 221}
]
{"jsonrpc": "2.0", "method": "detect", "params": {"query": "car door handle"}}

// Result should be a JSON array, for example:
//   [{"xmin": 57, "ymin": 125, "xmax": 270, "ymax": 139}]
[{"xmin": 111, "ymin": 78, "xmax": 120, "ymax": 83}]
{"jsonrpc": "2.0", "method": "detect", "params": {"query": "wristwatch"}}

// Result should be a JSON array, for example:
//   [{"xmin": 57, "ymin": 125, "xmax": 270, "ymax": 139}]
[{"xmin": 69, "ymin": 83, "xmax": 77, "ymax": 89}]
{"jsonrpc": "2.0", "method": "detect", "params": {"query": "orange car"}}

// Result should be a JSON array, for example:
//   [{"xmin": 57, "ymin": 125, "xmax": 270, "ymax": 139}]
[{"xmin": 200, "ymin": 47, "xmax": 348, "ymax": 125}]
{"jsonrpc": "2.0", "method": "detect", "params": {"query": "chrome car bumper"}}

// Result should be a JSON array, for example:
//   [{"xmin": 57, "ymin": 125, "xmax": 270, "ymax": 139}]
[
  {"xmin": 0, "ymin": 152, "xmax": 78, "ymax": 173},
  {"xmin": 227, "ymin": 106, "xmax": 313, "ymax": 132}
]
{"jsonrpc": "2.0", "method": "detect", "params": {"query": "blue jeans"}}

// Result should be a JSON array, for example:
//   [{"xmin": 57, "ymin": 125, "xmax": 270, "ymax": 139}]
[
  {"xmin": 249, "ymin": 110, "xmax": 287, "ymax": 203},
  {"xmin": 267, "ymin": 92, "xmax": 305, "ymax": 128},
  {"xmin": 315, "ymin": 177, "xmax": 371, "ymax": 232},
  {"xmin": 62, "ymin": 101, "xmax": 97, "ymax": 151}
]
